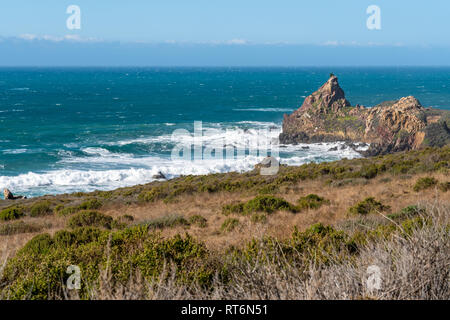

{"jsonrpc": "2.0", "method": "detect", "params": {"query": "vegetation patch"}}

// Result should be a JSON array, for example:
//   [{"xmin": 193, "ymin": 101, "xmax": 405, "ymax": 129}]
[
  {"xmin": 0, "ymin": 207, "xmax": 24, "ymax": 221},
  {"xmin": 0, "ymin": 228, "xmax": 213, "ymax": 299},
  {"xmin": 297, "ymin": 194, "xmax": 330, "ymax": 211},
  {"xmin": 387, "ymin": 205, "xmax": 426, "ymax": 221},
  {"xmin": 140, "ymin": 214, "xmax": 189, "ymax": 230},
  {"xmin": 349, "ymin": 197, "xmax": 389, "ymax": 215},
  {"xmin": 221, "ymin": 218, "xmax": 239, "ymax": 233},
  {"xmin": 250, "ymin": 212, "xmax": 267, "ymax": 224},
  {"xmin": 438, "ymin": 181, "xmax": 450, "ymax": 192},
  {"xmin": 188, "ymin": 215, "xmax": 207, "ymax": 228},
  {"xmin": 223, "ymin": 195, "xmax": 297, "ymax": 216},
  {"xmin": 67, "ymin": 210, "xmax": 114, "ymax": 229},
  {"xmin": 30, "ymin": 201, "xmax": 52, "ymax": 217},
  {"xmin": 413, "ymin": 177, "xmax": 438, "ymax": 192}
]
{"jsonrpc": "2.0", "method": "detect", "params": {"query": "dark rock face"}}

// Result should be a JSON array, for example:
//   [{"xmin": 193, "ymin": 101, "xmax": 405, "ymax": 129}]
[
  {"xmin": 280, "ymin": 75, "xmax": 450, "ymax": 155},
  {"xmin": 152, "ymin": 171, "xmax": 167, "ymax": 180},
  {"xmin": 3, "ymin": 188, "xmax": 27, "ymax": 200}
]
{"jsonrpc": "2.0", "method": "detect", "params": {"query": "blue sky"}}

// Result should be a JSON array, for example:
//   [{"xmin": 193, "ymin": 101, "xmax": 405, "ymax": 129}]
[{"xmin": 0, "ymin": 1, "xmax": 449, "ymax": 66}]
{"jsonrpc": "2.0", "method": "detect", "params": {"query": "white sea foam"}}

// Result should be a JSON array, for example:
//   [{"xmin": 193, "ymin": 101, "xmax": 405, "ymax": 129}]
[
  {"xmin": 3, "ymin": 148, "xmax": 28, "ymax": 154},
  {"xmin": 233, "ymin": 108, "xmax": 294, "ymax": 112},
  {"xmin": 0, "ymin": 121, "xmax": 366, "ymax": 197}
]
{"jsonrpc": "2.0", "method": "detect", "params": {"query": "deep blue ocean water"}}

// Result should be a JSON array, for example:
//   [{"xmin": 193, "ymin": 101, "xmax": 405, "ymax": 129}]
[{"xmin": 1, "ymin": 67, "xmax": 449, "ymax": 197}]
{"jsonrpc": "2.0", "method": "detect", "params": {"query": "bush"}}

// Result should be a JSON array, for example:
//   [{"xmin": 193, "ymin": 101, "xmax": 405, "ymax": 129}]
[
  {"xmin": 438, "ymin": 182, "xmax": 450, "ymax": 192},
  {"xmin": 30, "ymin": 201, "xmax": 52, "ymax": 217},
  {"xmin": 413, "ymin": 177, "xmax": 438, "ymax": 192},
  {"xmin": 0, "ymin": 207, "xmax": 24, "ymax": 221},
  {"xmin": 250, "ymin": 213, "xmax": 267, "ymax": 224},
  {"xmin": 387, "ymin": 205, "xmax": 425, "ymax": 221},
  {"xmin": 188, "ymin": 215, "xmax": 207, "ymax": 228},
  {"xmin": 138, "ymin": 187, "xmax": 165, "ymax": 203},
  {"xmin": 349, "ymin": 197, "xmax": 389, "ymax": 215},
  {"xmin": 221, "ymin": 218, "xmax": 239, "ymax": 232},
  {"xmin": 78, "ymin": 198, "xmax": 103, "ymax": 210},
  {"xmin": 0, "ymin": 227, "xmax": 213, "ymax": 299},
  {"xmin": 67, "ymin": 210, "xmax": 114, "ymax": 229},
  {"xmin": 223, "ymin": 195, "xmax": 297, "ymax": 216},
  {"xmin": 141, "ymin": 214, "xmax": 189, "ymax": 230},
  {"xmin": 297, "ymin": 194, "xmax": 330, "ymax": 210}
]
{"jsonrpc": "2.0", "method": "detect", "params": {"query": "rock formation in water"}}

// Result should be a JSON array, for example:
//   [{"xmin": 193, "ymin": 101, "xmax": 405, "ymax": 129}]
[{"xmin": 279, "ymin": 74, "xmax": 450, "ymax": 155}]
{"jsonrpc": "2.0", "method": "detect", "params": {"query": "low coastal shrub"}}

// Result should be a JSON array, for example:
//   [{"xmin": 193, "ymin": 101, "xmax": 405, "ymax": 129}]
[
  {"xmin": 244, "ymin": 196, "xmax": 297, "ymax": 214},
  {"xmin": 297, "ymin": 194, "xmax": 330, "ymax": 210},
  {"xmin": 387, "ymin": 205, "xmax": 425, "ymax": 221},
  {"xmin": 0, "ymin": 227, "xmax": 213, "ymax": 299},
  {"xmin": 222, "ymin": 195, "xmax": 297, "ymax": 216},
  {"xmin": 0, "ymin": 200, "xmax": 444, "ymax": 300},
  {"xmin": 30, "ymin": 201, "xmax": 52, "ymax": 217},
  {"xmin": 78, "ymin": 198, "xmax": 103, "ymax": 210},
  {"xmin": 0, "ymin": 207, "xmax": 24, "ymax": 221},
  {"xmin": 413, "ymin": 177, "xmax": 438, "ymax": 192},
  {"xmin": 250, "ymin": 212, "xmax": 267, "ymax": 224},
  {"xmin": 349, "ymin": 197, "xmax": 389, "ymax": 215},
  {"xmin": 438, "ymin": 181, "xmax": 450, "ymax": 192},
  {"xmin": 188, "ymin": 215, "xmax": 207, "ymax": 228},
  {"xmin": 138, "ymin": 187, "xmax": 166, "ymax": 203},
  {"xmin": 54, "ymin": 198, "xmax": 103, "ymax": 216},
  {"xmin": 67, "ymin": 210, "xmax": 114, "ymax": 229},
  {"xmin": 221, "ymin": 218, "xmax": 239, "ymax": 232}
]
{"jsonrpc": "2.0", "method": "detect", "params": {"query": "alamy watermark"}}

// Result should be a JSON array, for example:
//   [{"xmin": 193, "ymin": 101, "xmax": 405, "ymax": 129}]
[
  {"xmin": 366, "ymin": 5, "xmax": 381, "ymax": 30},
  {"xmin": 66, "ymin": 265, "xmax": 81, "ymax": 290},
  {"xmin": 66, "ymin": 5, "xmax": 81, "ymax": 30},
  {"xmin": 366, "ymin": 265, "xmax": 382, "ymax": 292}
]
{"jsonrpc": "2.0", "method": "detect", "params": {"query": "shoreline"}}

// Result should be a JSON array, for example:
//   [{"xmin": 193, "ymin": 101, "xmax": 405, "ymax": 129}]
[{"xmin": 0, "ymin": 140, "xmax": 368, "ymax": 199}]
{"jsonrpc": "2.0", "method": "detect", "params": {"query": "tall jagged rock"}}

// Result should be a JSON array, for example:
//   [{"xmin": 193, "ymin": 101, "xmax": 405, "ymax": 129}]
[{"xmin": 280, "ymin": 74, "xmax": 450, "ymax": 155}]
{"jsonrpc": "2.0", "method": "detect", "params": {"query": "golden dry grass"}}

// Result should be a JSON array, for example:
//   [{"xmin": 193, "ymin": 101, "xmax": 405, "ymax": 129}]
[{"xmin": 2, "ymin": 170, "xmax": 446, "ymax": 259}]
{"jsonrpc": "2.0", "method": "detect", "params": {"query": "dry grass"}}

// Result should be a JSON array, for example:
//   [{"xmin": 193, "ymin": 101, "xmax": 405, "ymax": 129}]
[
  {"xmin": 66, "ymin": 200, "xmax": 448, "ymax": 300},
  {"xmin": 0, "ymin": 171, "xmax": 447, "ymax": 255}
]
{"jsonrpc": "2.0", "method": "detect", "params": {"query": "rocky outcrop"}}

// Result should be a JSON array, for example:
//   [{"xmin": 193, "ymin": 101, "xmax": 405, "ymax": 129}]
[
  {"xmin": 152, "ymin": 171, "xmax": 167, "ymax": 180},
  {"xmin": 3, "ymin": 188, "xmax": 27, "ymax": 200},
  {"xmin": 280, "ymin": 75, "xmax": 450, "ymax": 155}
]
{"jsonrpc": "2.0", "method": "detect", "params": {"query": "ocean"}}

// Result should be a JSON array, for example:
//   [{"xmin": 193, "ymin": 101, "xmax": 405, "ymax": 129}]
[{"xmin": 1, "ymin": 67, "xmax": 449, "ymax": 197}]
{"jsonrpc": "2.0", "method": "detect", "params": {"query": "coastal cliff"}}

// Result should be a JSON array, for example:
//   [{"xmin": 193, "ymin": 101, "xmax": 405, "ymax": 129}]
[{"xmin": 280, "ymin": 74, "xmax": 450, "ymax": 155}]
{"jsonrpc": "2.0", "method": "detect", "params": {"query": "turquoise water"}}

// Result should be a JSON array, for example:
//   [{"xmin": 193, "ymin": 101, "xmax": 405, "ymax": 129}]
[{"xmin": 1, "ymin": 67, "xmax": 449, "ymax": 197}]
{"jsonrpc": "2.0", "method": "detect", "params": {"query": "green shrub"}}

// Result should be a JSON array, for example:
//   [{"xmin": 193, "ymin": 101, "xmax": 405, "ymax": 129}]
[
  {"xmin": 297, "ymin": 194, "xmax": 330, "ymax": 210},
  {"xmin": 141, "ymin": 214, "xmax": 189, "ymax": 230},
  {"xmin": 138, "ymin": 187, "xmax": 165, "ymax": 203},
  {"xmin": 438, "ymin": 182, "xmax": 450, "ymax": 192},
  {"xmin": 221, "ymin": 218, "xmax": 239, "ymax": 232},
  {"xmin": 223, "ymin": 195, "xmax": 297, "ymax": 216},
  {"xmin": 188, "ymin": 215, "xmax": 207, "ymax": 228},
  {"xmin": 30, "ymin": 201, "xmax": 52, "ymax": 217},
  {"xmin": 387, "ymin": 205, "xmax": 425, "ymax": 221},
  {"xmin": 0, "ymin": 207, "xmax": 24, "ymax": 221},
  {"xmin": 244, "ymin": 196, "xmax": 297, "ymax": 214},
  {"xmin": 222, "ymin": 202, "xmax": 244, "ymax": 216},
  {"xmin": 55, "ymin": 206, "xmax": 78, "ymax": 216},
  {"xmin": 349, "ymin": 197, "xmax": 389, "ymax": 215},
  {"xmin": 0, "ymin": 228, "xmax": 213, "ymax": 299},
  {"xmin": 67, "ymin": 210, "xmax": 113, "ymax": 229},
  {"xmin": 78, "ymin": 198, "xmax": 102, "ymax": 210},
  {"xmin": 413, "ymin": 177, "xmax": 438, "ymax": 192},
  {"xmin": 250, "ymin": 212, "xmax": 267, "ymax": 224}
]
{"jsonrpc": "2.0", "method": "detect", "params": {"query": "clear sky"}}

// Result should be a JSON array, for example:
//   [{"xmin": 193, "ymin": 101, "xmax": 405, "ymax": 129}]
[{"xmin": 0, "ymin": 1, "xmax": 449, "ymax": 66}]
